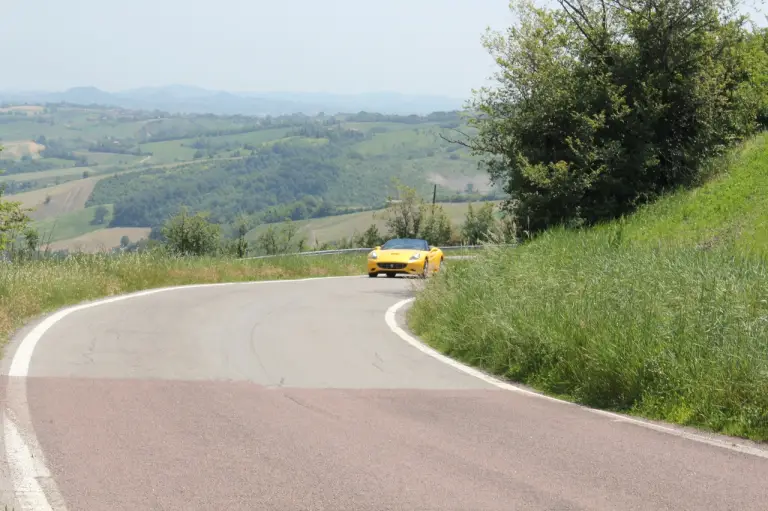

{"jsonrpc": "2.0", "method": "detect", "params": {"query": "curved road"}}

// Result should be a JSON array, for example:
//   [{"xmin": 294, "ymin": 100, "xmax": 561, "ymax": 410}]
[{"xmin": 1, "ymin": 275, "xmax": 768, "ymax": 510}]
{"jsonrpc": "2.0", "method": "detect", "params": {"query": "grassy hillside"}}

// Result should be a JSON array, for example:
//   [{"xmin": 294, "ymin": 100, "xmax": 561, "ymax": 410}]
[
  {"xmin": 32, "ymin": 204, "xmax": 115, "ymax": 243},
  {"xmin": 408, "ymin": 132, "xmax": 768, "ymax": 442},
  {"xmin": 84, "ymin": 123, "xmax": 499, "ymax": 231}
]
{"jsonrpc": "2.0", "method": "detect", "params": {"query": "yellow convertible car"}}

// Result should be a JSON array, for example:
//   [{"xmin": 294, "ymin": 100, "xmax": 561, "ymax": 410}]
[{"xmin": 367, "ymin": 238, "xmax": 444, "ymax": 278}]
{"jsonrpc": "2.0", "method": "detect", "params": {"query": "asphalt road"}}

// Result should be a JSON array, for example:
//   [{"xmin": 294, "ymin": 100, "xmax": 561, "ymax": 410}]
[{"xmin": 1, "ymin": 275, "xmax": 768, "ymax": 510}]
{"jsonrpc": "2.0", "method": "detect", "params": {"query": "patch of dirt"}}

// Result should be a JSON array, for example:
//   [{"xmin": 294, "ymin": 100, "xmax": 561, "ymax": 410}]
[
  {"xmin": 0, "ymin": 140, "xmax": 46, "ymax": 160},
  {"xmin": 46, "ymin": 228, "xmax": 151, "ymax": 253}
]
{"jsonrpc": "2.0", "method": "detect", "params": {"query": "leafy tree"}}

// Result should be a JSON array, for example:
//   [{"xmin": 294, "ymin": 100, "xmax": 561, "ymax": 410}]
[
  {"xmin": 421, "ymin": 205, "xmax": 453, "ymax": 245},
  {"xmin": 120, "ymin": 235, "xmax": 131, "ymax": 248},
  {"xmin": 384, "ymin": 182, "xmax": 425, "ymax": 239},
  {"xmin": 162, "ymin": 207, "xmax": 221, "ymax": 256},
  {"xmin": 92, "ymin": 205, "xmax": 109, "ymax": 225},
  {"xmin": 23, "ymin": 228, "xmax": 39, "ymax": 253},
  {"xmin": 256, "ymin": 219, "xmax": 301, "ymax": 255},
  {"xmin": 456, "ymin": 0, "xmax": 768, "ymax": 236},
  {"xmin": 748, "ymin": 27, "xmax": 768, "ymax": 128},
  {"xmin": 357, "ymin": 223, "xmax": 384, "ymax": 247},
  {"xmin": 461, "ymin": 202, "xmax": 498, "ymax": 245},
  {"xmin": 232, "ymin": 215, "xmax": 250, "ymax": 258},
  {"xmin": 0, "ymin": 147, "xmax": 32, "ymax": 251}
]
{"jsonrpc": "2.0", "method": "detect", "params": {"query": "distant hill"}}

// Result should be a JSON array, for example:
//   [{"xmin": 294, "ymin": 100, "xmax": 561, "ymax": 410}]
[
  {"xmin": 1, "ymin": 103, "xmax": 501, "ymax": 252},
  {"xmin": 0, "ymin": 85, "xmax": 464, "ymax": 117}
]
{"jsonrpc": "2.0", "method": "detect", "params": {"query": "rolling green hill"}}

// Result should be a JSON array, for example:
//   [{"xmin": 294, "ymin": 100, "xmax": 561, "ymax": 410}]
[
  {"xmin": 1, "ymin": 105, "xmax": 502, "ymax": 251},
  {"xmin": 409, "ymin": 132, "xmax": 768, "ymax": 441}
]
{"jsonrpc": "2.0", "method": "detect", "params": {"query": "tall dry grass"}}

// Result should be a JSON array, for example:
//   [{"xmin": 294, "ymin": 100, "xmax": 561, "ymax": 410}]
[{"xmin": 408, "ymin": 133, "xmax": 768, "ymax": 441}]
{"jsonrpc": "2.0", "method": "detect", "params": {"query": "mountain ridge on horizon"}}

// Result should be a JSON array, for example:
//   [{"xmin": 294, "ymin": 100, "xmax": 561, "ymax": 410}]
[{"xmin": 0, "ymin": 84, "xmax": 466, "ymax": 117}]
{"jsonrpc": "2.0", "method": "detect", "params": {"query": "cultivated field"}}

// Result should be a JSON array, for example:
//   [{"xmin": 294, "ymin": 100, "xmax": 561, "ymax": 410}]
[
  {"xmin": 45, "ymin": 227, "xmax": 152, "ymax": 253},
  {"xmin": 32, "ymin": 204, "xmax": 115, "ymax": 242},
  {"xmin": 9, "ymin": 178, "xmax": 99, "ymax": 220},
  {"xmin": 0, "ymin": 140, "xmax": 45, "ymax": 159}
]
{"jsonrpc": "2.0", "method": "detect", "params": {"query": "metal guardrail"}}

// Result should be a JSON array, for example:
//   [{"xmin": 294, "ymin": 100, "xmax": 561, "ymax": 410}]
[{"xmin": 244, "ymin": 244, "xmax": 515, "ymax": 260}]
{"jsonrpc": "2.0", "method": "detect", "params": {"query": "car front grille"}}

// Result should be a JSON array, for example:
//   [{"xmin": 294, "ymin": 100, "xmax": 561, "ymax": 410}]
[{"xmin": 377, "ymin": 263, "xmax": 407, "ymax": 270}]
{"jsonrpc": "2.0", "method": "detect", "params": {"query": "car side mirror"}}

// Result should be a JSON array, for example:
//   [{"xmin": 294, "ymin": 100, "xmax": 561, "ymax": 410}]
[
  {"xmin": 374, "ymin": 246, "xmax": 381, "ymax": 250},
  {"xmin": 429, "ymin": 246, "xmax": 438, "ymax": 252}
]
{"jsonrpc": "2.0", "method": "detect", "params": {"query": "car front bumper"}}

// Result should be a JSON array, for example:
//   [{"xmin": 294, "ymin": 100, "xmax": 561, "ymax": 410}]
[{"xmin": 367, "ymin": 259, "xmax": 424, "ymax": 275}]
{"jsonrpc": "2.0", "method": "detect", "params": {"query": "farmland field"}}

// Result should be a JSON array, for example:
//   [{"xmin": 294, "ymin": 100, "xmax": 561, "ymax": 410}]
[
  {"xmin": 9, "ymin": 178, "xmax": 100, "ymax": 220},
  {"xmin": 1, "ymin": 104, "xmax": 501, "ymax": 252},
  {"xmin": 44, "ymin": 227, "xmax": 152, "ymax": 253},
  {"xmin": 32, "ymin": 204, "xmax": 115, "ymax": 243}
]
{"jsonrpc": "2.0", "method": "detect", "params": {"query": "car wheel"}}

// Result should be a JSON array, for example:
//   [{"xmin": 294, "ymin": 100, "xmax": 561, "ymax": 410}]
[
  {"xmin": 386, "ymin": 272, "xmax": 396, "ymax": 278},
  {"xmin": 421, "ymin": 260, "xmax": 429, "ymax": 278}
]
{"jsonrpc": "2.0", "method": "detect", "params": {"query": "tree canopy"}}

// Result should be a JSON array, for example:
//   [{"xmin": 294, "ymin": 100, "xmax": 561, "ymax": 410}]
[
  {"xmin": 458, "ymin": 0, "xmax": 768, "ymax": 235},
  {"xmin": 0, "ymin": 146, "xmax": 32, "ymax": 252}
]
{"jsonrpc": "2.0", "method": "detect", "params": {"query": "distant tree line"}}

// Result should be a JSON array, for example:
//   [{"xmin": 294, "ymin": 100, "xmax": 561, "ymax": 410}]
[
  {"xmin": 35, "ymin": 136, "xmax": 91, "ymax": 166},
  {"xmin": 88, "ymin": 139, "xmax": 144, "ymax": 155},
  {"xmin": 342, "ymin": 111, "xmax": 462, "ymax": 125},
  {"xmin": 128, "ymin": 183, "xmax": 510, "ymax": 259},
  {"xmin": 0, "ymin": 157, "xmax": 62, "ymax": 175}
]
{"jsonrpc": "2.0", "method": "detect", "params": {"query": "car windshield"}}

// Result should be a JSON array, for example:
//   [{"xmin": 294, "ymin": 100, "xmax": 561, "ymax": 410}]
[{"xmin": 381, "ymin": 238, "xmax": 429, "ymax": 251}]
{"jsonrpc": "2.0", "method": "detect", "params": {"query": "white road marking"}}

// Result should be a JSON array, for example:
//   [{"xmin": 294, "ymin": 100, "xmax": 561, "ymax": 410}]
[
  {"xmin": 3, "ymin": 274, "xmax": 362, "ymax": 511},
  {"xmin": 385, "ymin": 297, "xmax": 768, "ymax": 460},
  {"xmin": 3, "ymin": 412, "xmax": 52, "ymax": 511}
]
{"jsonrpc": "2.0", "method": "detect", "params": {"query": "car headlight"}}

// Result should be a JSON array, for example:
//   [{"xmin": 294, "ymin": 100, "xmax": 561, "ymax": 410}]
[
  {"xmin": 369, "ymin": 251, "xmax": 377, "ymax": 259},
  {"xmin": 409, "ymin": 252, "xmax": 421, "ymax": 261}
]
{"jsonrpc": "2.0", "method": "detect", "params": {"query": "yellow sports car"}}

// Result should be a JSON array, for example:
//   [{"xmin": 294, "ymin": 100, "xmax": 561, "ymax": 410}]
[{"xmin": 367, "ymin": 238, "xmax": 444, "ymax": 278}]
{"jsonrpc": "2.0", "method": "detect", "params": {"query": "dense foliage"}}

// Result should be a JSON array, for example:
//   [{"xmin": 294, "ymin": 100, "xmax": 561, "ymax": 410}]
[
  {"xmin": 88, "ymin": 140, "xmax": 355, "ymax": 227},
  {"xmin": 0, "ymin": 147, "xmax": 33, "ymax": 251},
  {"xmin": 460, "ymin": 0, "xmax": 768, "ymax": 235},
  {"xmin": 86, "ymin": 124, "xmax": 501, "ymax": 231}
]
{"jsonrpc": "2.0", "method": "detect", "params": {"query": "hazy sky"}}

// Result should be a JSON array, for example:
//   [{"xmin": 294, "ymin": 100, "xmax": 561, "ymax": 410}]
[
  {"xmin": 2, "ymin": 0, "xmax": 764, "ymax": 98},
  {"xmin": 1, "ymin": 0, "xmax": 516, "ymax": 98}
]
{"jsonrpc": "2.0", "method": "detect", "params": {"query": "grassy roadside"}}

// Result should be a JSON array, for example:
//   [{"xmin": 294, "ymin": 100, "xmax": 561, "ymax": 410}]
[
  {"xmin": 407, "ymin": 133, "xmax": 768, "ymax": 442},
  {"xmin": 0, "ymin": 251, "xmax": 365, "ymax": 353}
]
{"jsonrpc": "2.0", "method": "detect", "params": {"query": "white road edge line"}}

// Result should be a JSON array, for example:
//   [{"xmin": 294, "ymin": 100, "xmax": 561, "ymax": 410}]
[
  {"xmin": 4, "ymin": 274, "xmax": 362, "ymax": 511},
  {"xmin": 385, "ymin": 297, "xmax": 768, "ymax": 460},
  {"xmin": 3, "ymin": 411, "xmax": 51, "ymax": 511}
]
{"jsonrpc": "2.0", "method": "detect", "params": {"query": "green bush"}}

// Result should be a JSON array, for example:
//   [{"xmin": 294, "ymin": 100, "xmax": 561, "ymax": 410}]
[{"xmin": 461, "ymin": 0, "xmax": 768, "ymax": 235}]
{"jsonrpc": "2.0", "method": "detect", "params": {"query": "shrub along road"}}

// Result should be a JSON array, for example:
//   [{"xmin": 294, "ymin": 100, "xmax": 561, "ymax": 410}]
[{"xmin": 1, "ymin": 275, "xmax": 767, "ymax": 510}]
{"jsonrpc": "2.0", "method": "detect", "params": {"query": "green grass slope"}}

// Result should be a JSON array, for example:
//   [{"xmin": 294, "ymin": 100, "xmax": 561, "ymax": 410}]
[
  {"xmin": 32, "ymin": 204, "xmax": 115, "ymax": 242},
  {"xmin": 408, "ymin": 133, "xmax": 768, "ymax": 442}
]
